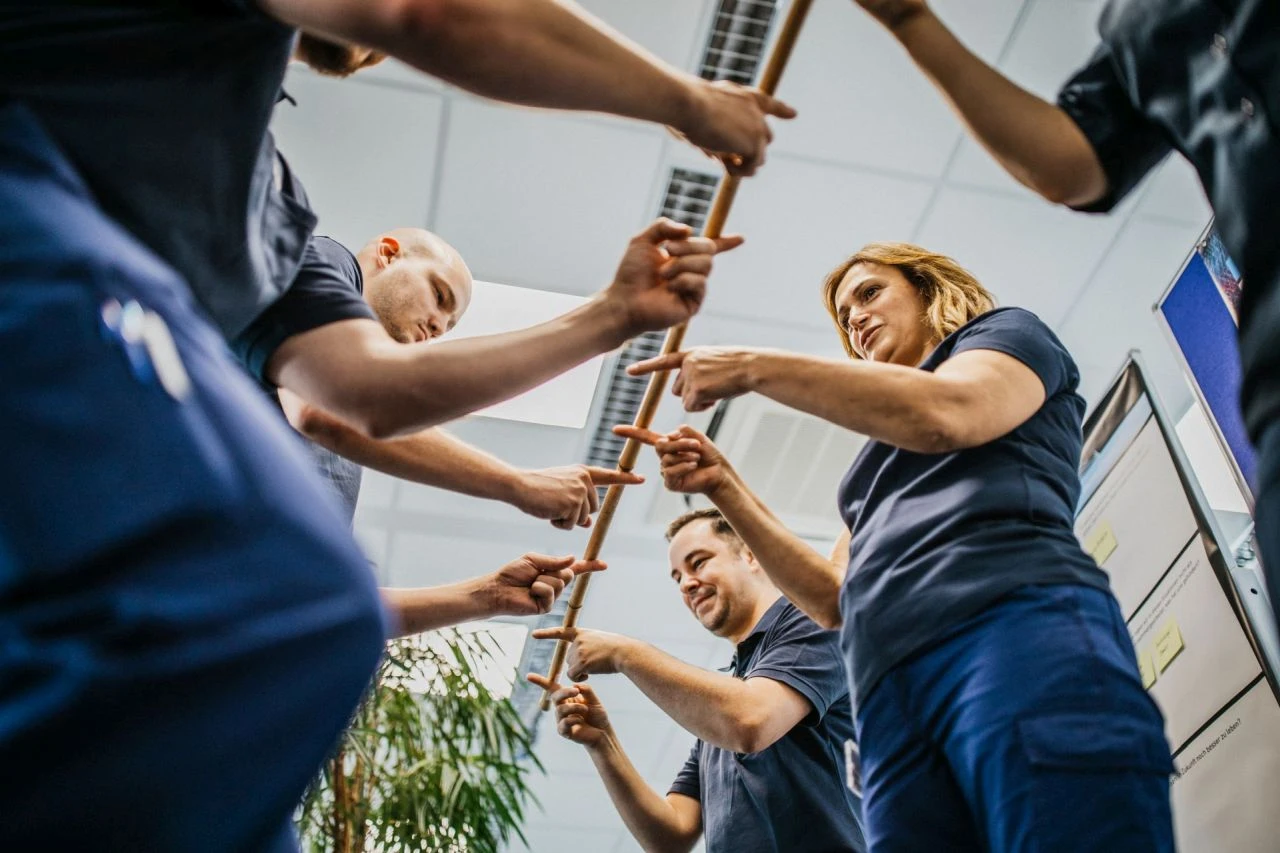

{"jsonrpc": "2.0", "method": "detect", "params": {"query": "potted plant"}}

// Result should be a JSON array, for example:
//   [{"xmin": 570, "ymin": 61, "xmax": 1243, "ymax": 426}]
[{"xmin": 297, "ymin": 629, "xmax": 540, "ymax": 852}]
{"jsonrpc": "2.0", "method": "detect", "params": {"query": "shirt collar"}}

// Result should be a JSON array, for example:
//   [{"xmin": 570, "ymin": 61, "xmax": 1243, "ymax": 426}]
[{"xmin": 730, "ymin": 596, "xmax": 789, "ymax": 669}]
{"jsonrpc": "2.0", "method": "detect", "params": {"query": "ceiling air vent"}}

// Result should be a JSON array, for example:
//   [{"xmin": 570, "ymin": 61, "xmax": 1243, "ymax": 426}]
[{"xmin": 701, "ymin": 0, "xmax": 780, "ymax": 84}]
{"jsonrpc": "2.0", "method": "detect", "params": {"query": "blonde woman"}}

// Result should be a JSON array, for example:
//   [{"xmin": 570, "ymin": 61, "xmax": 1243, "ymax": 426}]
[{"xmin": 621, "ymin": 244, "xmax": 1175, "ymax": 852}]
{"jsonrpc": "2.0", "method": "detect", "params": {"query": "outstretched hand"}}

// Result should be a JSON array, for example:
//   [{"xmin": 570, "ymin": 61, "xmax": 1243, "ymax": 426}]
[
  {"xmin": 607, "ymin": 219, "xmax": 744, "ymax": 338},
  {"xmin": 531, "ymin": 625, "xmax": 634, "ymax": 682},
  {"xmin": 516, "ymin": 465, "xmax": 644, "ymax": 530},
  {"xmin": 526, "ymin": 672, "xmax": 614, "ymax": 748},
  {"xmin": 674, "ymin": 79, "xmax": 797, "ymax": 177},
  {"xmin": 483, "ymin": 554, "xmax": 606, "ymax": 616},
  {"xmin": 613, "ymin": 424, "xmax": 733, "ymax": 496},
  {"xmin": 628, "ymin": 345, "xmax": 769, "ymax": 411}
]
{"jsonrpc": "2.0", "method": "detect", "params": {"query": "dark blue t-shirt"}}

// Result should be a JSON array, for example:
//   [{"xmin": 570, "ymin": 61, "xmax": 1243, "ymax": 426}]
[
  {"xmin": 837, "ymin": 307, "xmax": 1111, "ymax": 706},
  {"xmin": 669, "ymin": 598, "xmax": 866, "ymax": 853},
  {"xmin": 232, "ymin": 235, "xmax": 375, "ymax": 383},
  {"xmin": 0, "ymin": 1, "xmax": 313, "ymax": 338},
  {"xmin": 232, "ymin": 234, "xmax": 374, "ymax": 522}
]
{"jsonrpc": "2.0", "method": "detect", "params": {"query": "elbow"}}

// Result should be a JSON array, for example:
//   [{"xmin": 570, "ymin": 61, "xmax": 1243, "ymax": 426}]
[
  {"xmin": 812, "ymin": 604, "xmax": 843, "ymax": 632},
  {"xmin": 386, "ymin": 0, "xmax": 486, "ymax": 55},
  {"xmin": 732, "ymin": 714, "xmax": 782, "ymax": 755},
  {"xmin": 901, "ymin": 410, "xmax": 967, "ymax": 455},
  {"xmin": 290, "ymin": 402, "xmax": 339, "ymax": 442}
]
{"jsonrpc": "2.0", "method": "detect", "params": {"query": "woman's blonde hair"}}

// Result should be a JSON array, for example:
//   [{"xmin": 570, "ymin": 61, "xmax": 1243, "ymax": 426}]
[{"xmin": 821, "ymin": 242, "xmax": 996, "ymax": 358}]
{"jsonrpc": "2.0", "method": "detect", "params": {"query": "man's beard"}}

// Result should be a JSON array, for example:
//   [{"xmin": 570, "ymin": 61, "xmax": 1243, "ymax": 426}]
[{"xmin": 294, "ymin": 33, "xmax": 387, "ymax": 78}]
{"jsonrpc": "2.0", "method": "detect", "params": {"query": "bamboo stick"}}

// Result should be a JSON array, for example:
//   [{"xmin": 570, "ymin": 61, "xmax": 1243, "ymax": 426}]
[{"xmin": 540, "ymin": 0, "xmax": 814, "ymax": 710}]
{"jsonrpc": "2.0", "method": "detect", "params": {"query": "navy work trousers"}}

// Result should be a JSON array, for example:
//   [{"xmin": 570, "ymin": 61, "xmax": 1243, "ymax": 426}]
[
  {"xmin": 855, "ymin": 584, "xmax": 1175, "ymax": 852},
  {"xmin": 0, "ymin": 102, "xmax": 386, "ymax": 850}
]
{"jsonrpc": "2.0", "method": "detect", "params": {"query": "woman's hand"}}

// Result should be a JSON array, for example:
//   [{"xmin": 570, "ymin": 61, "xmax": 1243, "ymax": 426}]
[
  {"xmin": 628, "ymin": 346, "xmax": 774, "ymax": 412},
  {"xmin": 614, "ymin": 424, "xmax": 734, "ymax": 497}
]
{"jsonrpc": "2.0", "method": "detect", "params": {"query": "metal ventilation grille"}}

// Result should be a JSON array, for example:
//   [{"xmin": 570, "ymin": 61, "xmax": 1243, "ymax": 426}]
[{"xmin": 700, "ymin": 0, "xmax": 779, "ymax": 84}]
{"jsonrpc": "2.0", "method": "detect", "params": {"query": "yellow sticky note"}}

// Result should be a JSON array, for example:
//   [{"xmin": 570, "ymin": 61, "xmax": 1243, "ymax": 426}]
[
  {"xmin": 1154, "ymin": 619, "xmax": 1185, "ymax": 672},
  {"xmin": 1084, "ymin": 521, "xmax": 1119, "ymax": 566},
  {"xmin": 1139, "ymin": 650, "xmax": 1158, "ymax": 689}
]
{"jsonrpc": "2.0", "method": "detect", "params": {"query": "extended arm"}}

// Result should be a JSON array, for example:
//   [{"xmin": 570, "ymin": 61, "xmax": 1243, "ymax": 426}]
[
  {"xmin": 269, "ymin": 222, "xmax": 739, "ymax": 438},
  {"xmin": 527, "ymin": 674, "xmax": 703, "ymax": 853},
  {"xmin": 382, "ymin": 553, "xmax": 604, "ymax": 637},
  {"xmin": 279, "ymin": 388, "xmax": 641, "ymax": 528},
  {"xmin": 258, "ymin": 0, "xmax": 793, "ymax": 174},
  {"xmin": 853, "ymin": 1, "xmax": 1106, "ymax": 205},
  {"xmin": 633, "ymin": 346, "xmax": 1047, "ymax": 454},
  {"xmin": 533, "ymin": 627, "xmax": 810, "ymax": 754}
]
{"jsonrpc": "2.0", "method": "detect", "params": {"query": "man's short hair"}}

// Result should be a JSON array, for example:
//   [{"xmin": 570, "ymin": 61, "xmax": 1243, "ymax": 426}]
[{"xmin": 665, "ymin": 507, "xmax": 744, "ymax": 550}]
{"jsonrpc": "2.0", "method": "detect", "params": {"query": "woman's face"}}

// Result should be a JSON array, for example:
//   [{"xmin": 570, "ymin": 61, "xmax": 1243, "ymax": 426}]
[{"xmin": 833, "ymin": 261, "xmax": 938, "ymax": 366}]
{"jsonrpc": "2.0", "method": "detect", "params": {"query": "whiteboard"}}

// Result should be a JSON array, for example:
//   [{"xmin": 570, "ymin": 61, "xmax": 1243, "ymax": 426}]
[{"xmin": 1076, "ymin": 357, "xmax": 1279, "ymax": 851}]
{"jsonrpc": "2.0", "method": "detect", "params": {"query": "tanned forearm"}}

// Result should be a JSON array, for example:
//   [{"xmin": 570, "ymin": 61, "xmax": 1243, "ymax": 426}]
[
  {"xmin": 271, "ymin": 296, "xmax": 626, "ymax": 438},
  {"xmin": 266, "ymin": 0, "xmax": 699, "ymax": 131},
  {"xmin": 745, "ymin": 350, "xmax": 966, "ymax": 453},
  {"xmin": 614, "ymin": 641, "xmax": 776, "ymax": 754},
  {"xmin": 295, "ymin": 414, "xmax": 522, "ymax": 504},
  {"xmin": 708, "ymin": 473, "xmax": 845, "ymax": 629},
  {"xmin": 586, "ymin": 735, "xmax": 700, "ymax": 853},
  {"xmin": 381, "ymin": 579, "xmax": 492, "ymax": 638},
  {"xmin": 886, "ymin": 7, "xmax": 1107, "ymax": 205}
]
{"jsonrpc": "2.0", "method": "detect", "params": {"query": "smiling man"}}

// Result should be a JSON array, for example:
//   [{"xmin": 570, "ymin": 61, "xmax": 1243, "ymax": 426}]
[{"xmin": 529, "ymin": 508, "xmax": 866, "ymax": 853}]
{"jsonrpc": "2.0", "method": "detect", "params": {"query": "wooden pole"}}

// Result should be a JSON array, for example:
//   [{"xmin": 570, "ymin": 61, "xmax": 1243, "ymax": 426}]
[{"xmin": 540, "ymin": 0, "xmax": 814, "ymax": 709}]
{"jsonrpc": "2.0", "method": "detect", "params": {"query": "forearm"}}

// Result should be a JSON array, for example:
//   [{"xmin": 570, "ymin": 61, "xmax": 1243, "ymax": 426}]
[
  {"xmin": 747, "ymin": 351, "xmax": 959, "ymax": 453},
  {"xmin": 303, "ymin": 421, "xmax": 522, "ymax": 504},
  {"xmin": 707, "ymin": 475, "xmax": 844, "ymax": 629},
  {"xmin": 616, "ymin": 643, "xmax": 762, "ymax": 753},
  {"xmin": 889, "ymin": 9, "xmax": 1106, "ymax": 205},
  {"xmin": 302, "ymin": 0, "xmax": 699, "ymax": 129},
  {"xmin": 380, "ymin": 578, "xmax": 492, "ymax": 637},
  {"xmin": 587, "ymin": 736, "xmax": 699, "ymax": 853},
  {"xmin": 275, "ymin": 296, "xmax": 627, "ymax": 438}
]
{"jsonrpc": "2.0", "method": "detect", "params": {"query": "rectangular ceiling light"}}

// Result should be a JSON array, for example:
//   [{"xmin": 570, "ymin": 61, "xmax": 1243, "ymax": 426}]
[{"xmin": 447, "ymin": 280, "xmax": 604, "ymax": 429}]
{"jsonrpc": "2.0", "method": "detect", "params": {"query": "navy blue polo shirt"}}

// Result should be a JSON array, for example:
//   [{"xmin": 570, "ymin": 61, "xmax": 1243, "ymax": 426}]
[
  {"xmin": 233, "ymin": 234, "xmax": 375, "ymax": 522},
  {"xmin": 837, "ymin": 308, "xmax": 1111, "ymax": 706},
  {"xmin": 668, "ymin": 597, "xmax": 866, "ymax": 853},
  {"xmin": 0, "ymin": 1, "xmax": 313, "ymax": 338},
  {"xmin": 1056, "ymin": 0, "xmax": 1280, "ymax": 442}
]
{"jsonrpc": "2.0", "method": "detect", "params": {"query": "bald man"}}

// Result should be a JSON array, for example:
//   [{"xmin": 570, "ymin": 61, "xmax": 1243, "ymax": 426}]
[{"xmin": 237, "ymin": 224, "xmax": 640, "ymax": 530}]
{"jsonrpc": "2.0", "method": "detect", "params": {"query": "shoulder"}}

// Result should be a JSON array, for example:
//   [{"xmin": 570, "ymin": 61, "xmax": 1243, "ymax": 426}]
[
  {"xmin": 949, "ymin": 306, "xmax": 1064, "ymax": 353},
  {"xmin": 299, "ymin": 236, "xmax": 362, "ymax": 292},
  {"xmin": 945, "ymin": 307, "xmax": 1080, "ymax": 394},
  {"xmin": 763, "ymin": 600, "xmax": 837, "ymax": 647}
]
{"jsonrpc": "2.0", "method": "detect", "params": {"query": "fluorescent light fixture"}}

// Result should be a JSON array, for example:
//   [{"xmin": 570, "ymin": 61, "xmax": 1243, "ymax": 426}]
[{"xmin": 448, "ymin": 280, "xmax": 604, "ymax": 429}]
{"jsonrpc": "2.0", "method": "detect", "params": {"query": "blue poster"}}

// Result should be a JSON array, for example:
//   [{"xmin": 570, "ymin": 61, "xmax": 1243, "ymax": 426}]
[{"xmin": 1158, "ymin": 234, "xmax": 1256, "ymax": 494}]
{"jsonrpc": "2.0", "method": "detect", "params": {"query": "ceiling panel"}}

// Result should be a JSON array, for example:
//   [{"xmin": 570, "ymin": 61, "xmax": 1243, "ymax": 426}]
[
  {"xmin": 271, "ymin": 69, "xmax": 444, "ymax": 251},
  {"xmin": 772, "ymin": 0, "xmax": 1025, "ymax": 176},
  {"xmin": 433, "ymin": 98, "xmax": 666, "ymax": 296},
  {"xmin": 914, "ymin": 186, "xmax": 1124, "ymax": 324},
  {"xmin": 579, "ymin": 0, "xmax": 712, "ymax": 71},
  {"xmin": 698, "ymin": 154, "xmax": 937, "ymax": 326}
]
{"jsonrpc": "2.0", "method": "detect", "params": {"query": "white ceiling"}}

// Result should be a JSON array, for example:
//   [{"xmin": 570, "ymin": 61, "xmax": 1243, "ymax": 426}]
[{"xmin": 270, "ymin": 1, "xmax": 1213, "ymax": 850}]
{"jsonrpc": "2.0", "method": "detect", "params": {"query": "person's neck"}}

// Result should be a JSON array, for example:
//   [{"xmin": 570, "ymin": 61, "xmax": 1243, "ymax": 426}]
[{"xmin": 725, "ymin": 589, "xmax": 783, "ymax": 646}]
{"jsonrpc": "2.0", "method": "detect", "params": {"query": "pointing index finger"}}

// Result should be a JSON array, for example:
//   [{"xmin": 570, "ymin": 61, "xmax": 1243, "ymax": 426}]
[{"xmin": 627, "ymin": 351, "xmax": 686, "ymax": 377}]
